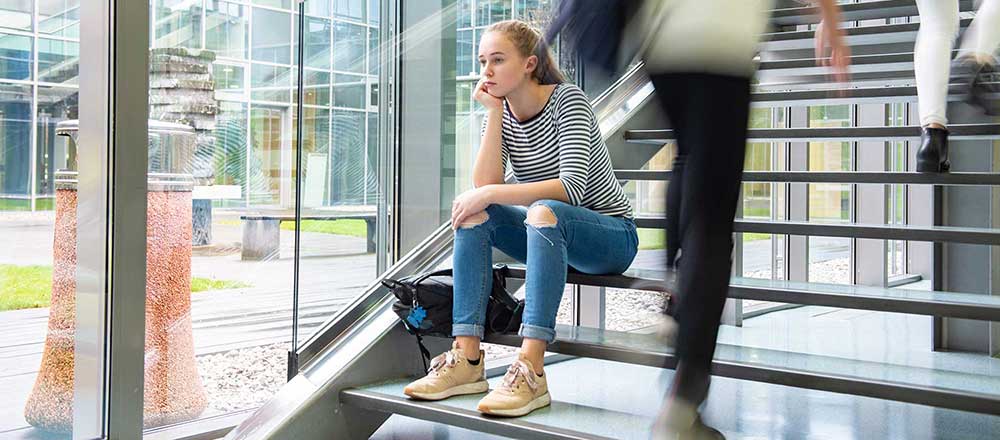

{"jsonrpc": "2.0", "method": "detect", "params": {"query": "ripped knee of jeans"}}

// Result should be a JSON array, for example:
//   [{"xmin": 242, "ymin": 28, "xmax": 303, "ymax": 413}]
[
  {"xmin": 525, "ymin": 204, "xmax": 559, "ymax": 246},
  {"xmin": 458, "ymin": 211, "xmax": 490, "ymax": 229},
  {"xmin": 526, "ymin": 204, "xmax": 558, "ymax": 228}
]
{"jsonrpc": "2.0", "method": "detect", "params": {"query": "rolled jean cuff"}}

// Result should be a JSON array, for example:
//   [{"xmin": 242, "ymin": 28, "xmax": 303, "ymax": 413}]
[
  {"xmin": 519, "ymin": 323, "xmax": 557, "ymax": 344},
  {"xmin": 452, "ymin": 323, "xmax": 485, "ymax": 339},
  {"xmin": 920, "ymin": 114, "xmax": 948, "ymax": 128}
]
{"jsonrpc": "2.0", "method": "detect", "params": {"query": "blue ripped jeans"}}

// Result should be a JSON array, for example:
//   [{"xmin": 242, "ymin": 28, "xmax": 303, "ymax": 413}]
[{"xmin": 452, "ymin": 200, "xmax": 639, "ymax": 343}]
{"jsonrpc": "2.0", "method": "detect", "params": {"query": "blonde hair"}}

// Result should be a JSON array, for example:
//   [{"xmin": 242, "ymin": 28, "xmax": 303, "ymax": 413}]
[{"xmin": 485, "ymin": 20, "xmax": 565, "ymax": 85}]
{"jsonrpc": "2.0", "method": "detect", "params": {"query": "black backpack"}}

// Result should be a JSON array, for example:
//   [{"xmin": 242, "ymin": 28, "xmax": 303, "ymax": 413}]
[{"xmin": 382, "ymin": 264, "xmax": 523, "ymax": 369}]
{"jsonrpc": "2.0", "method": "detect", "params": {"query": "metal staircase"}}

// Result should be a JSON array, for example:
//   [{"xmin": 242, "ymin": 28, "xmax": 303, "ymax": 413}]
[{"xmin": 225, "ymin": 1, "xmax": 1000, "ymax": 438}]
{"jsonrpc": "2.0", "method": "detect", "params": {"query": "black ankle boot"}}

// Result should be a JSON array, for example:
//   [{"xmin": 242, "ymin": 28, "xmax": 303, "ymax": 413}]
[
  {"xmin": 916, "ymin": 126, "xmax": 950, "ymax": 173},
  {"xmin": 954, "ymin": 59, "xmax": 998, "ymax": 116}
]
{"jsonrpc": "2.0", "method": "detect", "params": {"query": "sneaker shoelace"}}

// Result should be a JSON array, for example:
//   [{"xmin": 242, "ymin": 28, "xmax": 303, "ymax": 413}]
[
  {"xmin": 500, "ymin": 360, "xmax": 538, "ymax": 392},
  {"xmin": 428, "ymin": 350, "xmax": 460, "ymax": 374}
]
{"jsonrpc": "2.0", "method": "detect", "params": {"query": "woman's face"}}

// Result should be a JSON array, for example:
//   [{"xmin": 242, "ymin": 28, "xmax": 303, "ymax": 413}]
[{"xmin": 478, "ymin": 31, "xmax": 537, "ymax": 98}]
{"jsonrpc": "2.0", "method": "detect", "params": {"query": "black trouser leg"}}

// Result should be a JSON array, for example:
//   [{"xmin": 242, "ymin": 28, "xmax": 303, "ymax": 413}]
[{"xmin": 650, "ymin": 72, "xmax": 751, "ymax": 405}]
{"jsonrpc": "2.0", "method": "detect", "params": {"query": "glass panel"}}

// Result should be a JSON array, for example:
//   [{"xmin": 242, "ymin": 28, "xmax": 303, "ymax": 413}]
[
  {"xmin": 154, "ymin": 0, "xmax": 203, "ymax": 50},
  {"xmin": 476, "ymin": 0, "xmax": 511, "ymax": 25},
  {"xmin": 143, "ymin": 3, "xmax": 305, "ymax": 426},
  {"xmin": 38, "ymin": 0, "xmax": 80, "ymax": 38},
  {"xmin": 2, "ymin": 6, "xmax": 95, "ymax": 434},
  {"xmin": 333, "ymin": 73, "xmax": 364, "ymax": 108},
  {"xmin": 252, "ymin": 63, "xmax": 292, "ymax": 102},
  {"xmin": 254, "ymin": 0, "xmax": 292, "ymax": 10},
  {"xmin": 333, "ymin": 21, "xmax": 365, "ymax": 73},
  {"xmin": 885, "ymin": 103, "xmax": 907, "ymax": 277},
  {"xmin": 0, "ymin": 0, "xmax": 32, "ymax": 32},
  {"xmin": 250, "ymin": 105, "xmax": 288, "ymax": 205},
  {"xmin": 36, "ymin": 86, "xmax": 77, "ymax": 199},
  {"xmin": 330, "ymin": 109, "xmax": 366, "ymax": 204},
  {"xmin": 0, "ymin": 83, "xmax": 32, "ymax": 200},
  {"xmin": 368, "ymin": 0, "xmax": 379, "ymax": 24},
  {"xmin": 213, "ymin": 101, "xmax": 248, "ymax": 208},
  {"xmin": 206, "ymin": 0, "xmax": 249, "ymax": 60},
  {"xmin": 334, "ymin": 0, "xmax": 366, "ymax": 21},
  {"xmin": 214, "ymin": 63, "xmax": 246, "ymax": 101},
  {"xmin": 307, "ymin": 0, "xmax": 331, "ymax": 17},
  {"xmin": 457, "ymin": 29, "xmax": 474, "ymax": 76},
  {"xmin": 808, "ymin": 105, "xmax": 852, "ymax": 284},
  {"xmin": 37, "ymin": 38, "xmax": 78, "ymax": 85},
  {"xmin": 252, "ymin": 8, "xmax": 292, "ymax": 65},
  {"xmin": 368, "ymin": 27, "xmax": 378, "ymax": 75},
  {"xmin": 303, "ymin": 17, "xmax": 331, "ymax": 70},
  {"xmin": 0, "ymin": 33, "xmax": 33, "ymax": 80},
  {"xmin": 304, "ymin": 70, "xmax": 331, "ymax": 106}
]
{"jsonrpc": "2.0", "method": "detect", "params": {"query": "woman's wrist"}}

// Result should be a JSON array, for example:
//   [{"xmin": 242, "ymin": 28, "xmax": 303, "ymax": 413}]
[{"xmin": 479, "ymin": 184, "xmax": 497, "ymax": 201}]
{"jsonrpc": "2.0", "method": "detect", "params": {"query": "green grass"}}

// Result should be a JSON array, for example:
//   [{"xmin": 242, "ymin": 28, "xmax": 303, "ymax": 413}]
[
  {"xmin": 214, "ymin": 218, "xmax": 368, "ymax": 238},
  {"xmin": 637, "ymin": 229, "xmax": 771, "ymax": 251},
  {"xmin": 0, "ymin": 198, "xmax": 55, "ymax": 211},
  {"xmin": 638, "ymin": 229, "xmax": 666, "ymax": 250},
  {"xmin": 279, "ymin": 219, "xmax": 368, "ymax": 238},
  {"xmin": 0, "ymin": 265, "xmax": 53, "ymax": 311},
  {"xmin": 191, "ymin": 277, "xmax": 252, "ymax": 293},
  {"xmin": 0, "ymin": 264, "xmax": 251, "ymax": 311}
]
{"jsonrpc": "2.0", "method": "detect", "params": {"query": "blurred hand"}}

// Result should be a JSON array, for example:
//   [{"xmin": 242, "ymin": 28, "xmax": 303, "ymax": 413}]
[
  {"xmin": 473, "ymin": 77, "xmax": 504, "ymax": 112},
  {"xmin": 815, "ymin": 20, "xmax": 851, "ymax": 86},
  {"xmin": 451, "ymin": 187, "xmax": 493, "ymax": 230}
]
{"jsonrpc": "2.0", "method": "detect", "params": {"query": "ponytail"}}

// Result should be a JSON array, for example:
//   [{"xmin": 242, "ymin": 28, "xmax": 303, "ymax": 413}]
[{"xmin": 486, "ymin": 20, "xmax": 565, "ymax": 85}]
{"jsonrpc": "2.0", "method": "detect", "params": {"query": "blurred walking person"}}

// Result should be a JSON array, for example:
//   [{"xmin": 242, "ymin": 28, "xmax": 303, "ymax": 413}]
[{"xmin": 637, "ymin": 1, "xmax": 849, "ymax": 438}]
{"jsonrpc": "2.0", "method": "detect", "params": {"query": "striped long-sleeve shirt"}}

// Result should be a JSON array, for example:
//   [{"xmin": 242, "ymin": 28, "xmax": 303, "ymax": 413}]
[{"xmin": 485, "ymin": 82, "xmax": 633, "ymax": 218}]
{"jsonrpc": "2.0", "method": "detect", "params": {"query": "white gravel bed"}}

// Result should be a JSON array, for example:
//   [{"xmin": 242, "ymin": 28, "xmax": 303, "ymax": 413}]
[
  {"xmin": 197, "ymin": 344, "xmax": 287, "ymax": 413},
  {"xmin": 194, "ymin": 259, "xmax": 853, "ymax": 410}
]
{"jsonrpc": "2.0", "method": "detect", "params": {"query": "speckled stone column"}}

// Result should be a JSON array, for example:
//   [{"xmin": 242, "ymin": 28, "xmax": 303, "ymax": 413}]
[{"xmin": 25, "ymin": 122, "xmax": 206, "ymax": 433}]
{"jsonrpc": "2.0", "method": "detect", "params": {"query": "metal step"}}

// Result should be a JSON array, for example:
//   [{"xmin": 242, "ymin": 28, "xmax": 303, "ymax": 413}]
[
  {"xmin": 770, "ymin": 0, "xmax": 975, "ymax": 27},
  {"xmin": 614, "ymin": 170, "xmax": 1000, "ymax": 186},
  {"xmin": 750, "ymin": 81, "xmax": 999, "ymax": 107},
  {"xmin": 343, "ymin": 378, "xmax": 644, "ymax": 440},
  {"xmin": 632, "ymin": 217, "xmax": 1000, "ymax": 245},
  {"xmin": 480, "ymin": 325, "xmax": 1000, "ymax": 417},
  {"xmin": 757, "ymin": 51, "xmax": 929, "ymax": 79},
  {"xmin": 624, "ymin": 124, "xmax": 1000, "ymax": 143},
  {"xmin": 761, "ymin": 19, "xmax": 972, "ymax": 52},
  {"xmin": 504, "ymin": 265, "xmax": 1000, "ymax": 321}
]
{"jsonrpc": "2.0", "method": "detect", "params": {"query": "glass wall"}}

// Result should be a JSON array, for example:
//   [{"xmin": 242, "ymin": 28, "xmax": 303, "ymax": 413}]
[
  {"xmin": 141, "ymin": 0, "xmax": 385, "ymax": 432},
  {"xmin": 807, "ymin": 105, "xmax": 854, "ymax": 284},
  {"xmin": 1, "ymin": 0, "xmax": 104, "ymax": 437}
]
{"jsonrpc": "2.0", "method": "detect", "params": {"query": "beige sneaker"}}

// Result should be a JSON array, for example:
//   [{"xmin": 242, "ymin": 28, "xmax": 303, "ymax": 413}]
[
  {"xmin": 476, "ymin": 357, "xmax": 550, "ymax": 417},
  {"xmin": 403, "ymin": 342, "xmax": 488, "ymax": 400}
]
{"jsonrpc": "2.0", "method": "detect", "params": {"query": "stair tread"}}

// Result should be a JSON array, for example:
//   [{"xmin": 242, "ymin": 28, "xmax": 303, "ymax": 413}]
[
  {"xmin": 344, "ymin": 377, "xmax": 647, "ymax": 440},
  {"xmin": 504, "ymin": 265, "xmax": 1000, "ymax": 321},
  {"xmin": 761, "ymin": 19, "xmax": 971, "ymax": 51},
  {"xmin": 613, "ymin": 170, "xmax": 1000, "ymax": 186},
  {"xmin": 748, "ymin": 81, "xmax": 999, "ymax": 106},
  {"xmin": 483, "ymin": 325, "xmax": 1000, "ymax": 415},
  {"xmin": 770, "ymin": 0, "xmax": 975, "ymax": 26},
  {"xmin": 629, "ymin": 217, "xmax": 1000, "ymax": 245},
  {"xmin": 624, "ymin": 124, "xmax": 1000, "ymax": 142}
]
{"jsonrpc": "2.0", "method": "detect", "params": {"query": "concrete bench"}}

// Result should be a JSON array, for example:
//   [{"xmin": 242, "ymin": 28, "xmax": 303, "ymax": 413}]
[{"xmin": 240, "ymin": 213, "xmax": 376, "ymax": 261}]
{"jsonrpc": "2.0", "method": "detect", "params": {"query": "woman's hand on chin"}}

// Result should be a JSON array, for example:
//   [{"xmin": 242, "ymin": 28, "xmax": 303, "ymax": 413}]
[
  {"xmin": 473, "ymin": 77, "xmax": 503, "ymax": 112},
  {"xmin": 452, "ymin": 186, "xmax": 494, "ymax": 230}
]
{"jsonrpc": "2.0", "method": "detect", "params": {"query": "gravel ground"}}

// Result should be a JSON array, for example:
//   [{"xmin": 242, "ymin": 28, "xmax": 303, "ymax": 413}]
[
  {"xmin": 194, "ymin": 257, "xmax": 854, "ymax": 410},
  {"xmin": 197, "ymin": 344, "xmax": 287, "ymax": 413}
]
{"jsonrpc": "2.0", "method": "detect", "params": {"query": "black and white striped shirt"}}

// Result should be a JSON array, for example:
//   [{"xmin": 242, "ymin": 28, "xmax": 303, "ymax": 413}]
[{"xmin": 485, "ymin": 82, "xmax": 633, "ymax": 218}]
